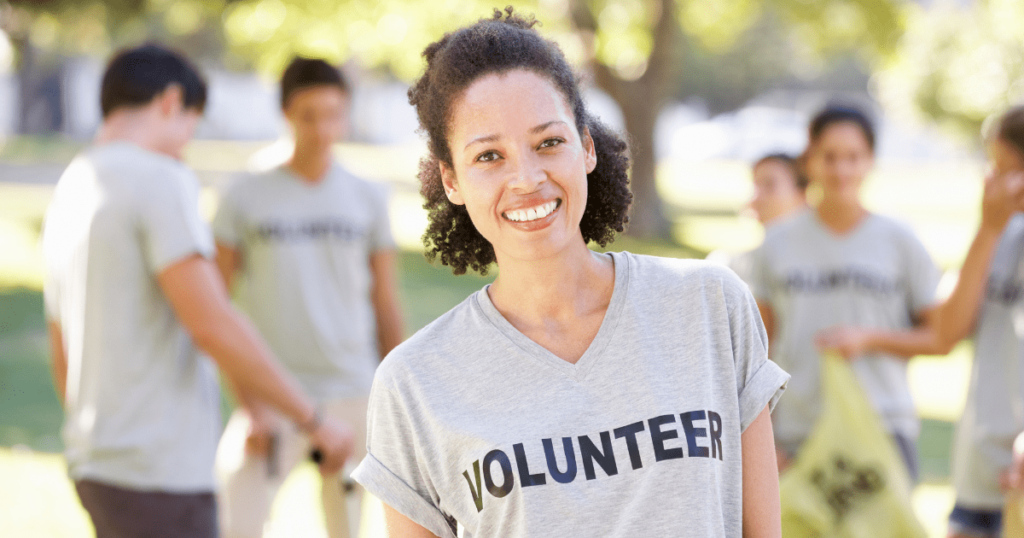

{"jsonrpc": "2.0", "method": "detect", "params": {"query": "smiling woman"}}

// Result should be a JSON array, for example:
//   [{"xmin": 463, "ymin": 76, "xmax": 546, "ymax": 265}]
[{"xmin": 350, "ymin": 7, "xmax": 790, "ymax": 538}]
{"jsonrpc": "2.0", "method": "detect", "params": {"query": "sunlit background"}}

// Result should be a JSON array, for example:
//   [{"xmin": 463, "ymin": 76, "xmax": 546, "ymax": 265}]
[{"xmin": 2, "ymin": 0, "xmax": 1024, "ymax": 536}]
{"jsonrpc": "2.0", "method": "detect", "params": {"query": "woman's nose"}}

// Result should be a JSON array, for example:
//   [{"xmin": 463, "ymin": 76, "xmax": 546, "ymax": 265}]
[{"xmin": 506, "ymin": 153, "xmax": 545, "ymax": 192}]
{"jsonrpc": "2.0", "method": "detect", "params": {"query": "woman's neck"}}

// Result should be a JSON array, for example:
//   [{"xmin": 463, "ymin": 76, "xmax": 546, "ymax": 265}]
[
  {"xmin": 287, "ymin": 146, "xmax": 333, "ymax": 183},
  {"xmin": 816, "ymin": 196, "xmax": 867, "ymax": 235},
  {"xmin": 488, "ymin": 241, "xmax": 614, "ymax": 328}
]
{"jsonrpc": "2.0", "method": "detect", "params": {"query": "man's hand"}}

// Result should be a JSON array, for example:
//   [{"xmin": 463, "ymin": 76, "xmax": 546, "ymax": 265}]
[
  {"xmin": 308, "ymin": 417, "xmax": 356, "ymax": 477},
  {"xmin": 981, "ymin": 170, "xmax": 1024, "ymax": 233},
  {"xmin": 243, "ymin": 405, "xmax": 277, "ymax": 457},
  {"xmin": 815, "ymin": 326, "xmax": 873, "ymax": 361}
]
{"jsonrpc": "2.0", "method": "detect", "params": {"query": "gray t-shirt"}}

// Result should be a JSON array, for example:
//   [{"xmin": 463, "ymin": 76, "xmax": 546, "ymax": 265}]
[
  {"xmin": 952, "ymin": 213, "xmax": 1024, "ymax": 509},
  {"xmin": 749, "ymin": 209, "xmax": 940, "ymax": 447},
  {"xmin": 212, "ymin": 164, "xmax": 395, "ymax": 400},
  {"xmin": 42, "ymin": 142, "xmax": 220, "ymax": 491},
  {"xmin": 352, "ymin": 252, "xmax": 789, "ymax": 537}
]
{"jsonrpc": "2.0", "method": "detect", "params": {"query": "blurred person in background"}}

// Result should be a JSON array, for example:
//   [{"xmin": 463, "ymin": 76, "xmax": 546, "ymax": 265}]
[
  {"xmin": 942, "ymin": 105, "xmax": 1024, "ymax": 538},
  {"xmin": 212, "ymin": 57, "xmax": 403, "ymax": 538},
  {"xmin": 41, "ymin": 44, "xmax": 354, "ymax": 538},
  {"xmin": 749, "ymin": 153, "xmax": 808, "ymax": 227},
  {"xmin": 709, "ymin": 152, "xmax": 808, "ymax": 283},
  {"xmin": 816, "ymin": 106, "xmax": 1024, "ymax": 538},
  {"xmin": 749, "ymin": 105, "xmax": 943, "ymax": 479}
]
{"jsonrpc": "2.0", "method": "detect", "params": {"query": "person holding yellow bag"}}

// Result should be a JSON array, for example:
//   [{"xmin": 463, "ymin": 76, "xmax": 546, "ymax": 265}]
[
  {"xmin": 749, "ymin": 105, "xmax": 944, "ymax": 480},
  {"xmin": 808, "ymin": 106, "xmax": 1024, "ymax": 537}
]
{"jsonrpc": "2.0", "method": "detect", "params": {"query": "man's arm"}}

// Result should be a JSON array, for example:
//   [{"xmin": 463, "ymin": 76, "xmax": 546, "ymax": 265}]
[
  {"xmin": 47, "ymin": 321, "xmax": 67, "ymax": 406},
  {"xmin": 818, "ymin": 172, "xmax": 1024, "ymax": 360},
  {"xmin": 742, "ymin": 405, "xmax": 782, "ymax": 538},
  {"xmin": 815, "ymin": 307, "xmax": 944, "ymax": 360},
  {"xmin": 215, "ymin": 242, "xmax": 242, "ymax": 290},
  {"xmin": 370, "ymin": 250, "xmax": 404, "ymax": 359},
  {"xmin": 157, "ymin": 253, "xmax": 352, "ymax": 474}
]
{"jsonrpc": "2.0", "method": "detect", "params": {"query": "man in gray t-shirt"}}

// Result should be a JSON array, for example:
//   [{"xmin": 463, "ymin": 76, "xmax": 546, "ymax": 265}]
[
  {"xmin": 212, "ymin": 57, "xmax": 404, "ymax": 538},
  {"xmin": 42, "ymin": 45, "xmax": 353, "ymax": 538},
  {"xmin": 353, "ymin": 253, "xmax": 789, "ymax": 537}
]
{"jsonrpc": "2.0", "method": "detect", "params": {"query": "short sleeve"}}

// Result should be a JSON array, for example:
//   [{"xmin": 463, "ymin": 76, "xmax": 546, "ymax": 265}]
[
  {"xmin": 901, "ymin": 228, "xmax": 941, "ymax": 315},
  {"xmin": 725, "ymin": 272, "xmax": 790, "ymax": 432},
  {"xmin": 366, "ymin": 182, "xmax": 396, "ymax": 252},
  {"xmin": 352, "ymin": 375, "xmax": 457, "ymax": 538},
  {"xmin": 211, "ymin": 180, "xmax": 245, "ymax": 249},
  {"xmin": 139, "ymin": 167, "xmax": 215, "ymax": 273}
]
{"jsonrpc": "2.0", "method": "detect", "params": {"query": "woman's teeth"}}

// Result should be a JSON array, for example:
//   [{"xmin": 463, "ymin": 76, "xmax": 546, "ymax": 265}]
[{"xmin": 505, "ymin": 200, "xmax": 558, "ymax": 222}]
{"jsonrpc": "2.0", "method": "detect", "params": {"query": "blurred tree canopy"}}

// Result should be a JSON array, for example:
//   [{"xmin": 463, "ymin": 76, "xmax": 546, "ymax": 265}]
[
  {"xmin": 1, "ymin": 0, "xmax": 906, "ymax": 237},
  {"xmin": 876, "ymin": 0, "xmax": 1024, "ymax": 140}
]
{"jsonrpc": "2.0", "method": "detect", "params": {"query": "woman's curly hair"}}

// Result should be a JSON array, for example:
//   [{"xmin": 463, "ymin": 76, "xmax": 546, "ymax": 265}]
[{"xmin": 410, "ymin": 6, "xmax": 632, "ymax": 275}]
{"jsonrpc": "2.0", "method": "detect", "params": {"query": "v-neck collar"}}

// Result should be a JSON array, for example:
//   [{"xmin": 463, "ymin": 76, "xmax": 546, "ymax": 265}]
[
  {"xmin": 279, "ymin": 161, "xmax": 340, "ymax": 189},
  {"xmin": 473, "ymin": 251, "xmax": 630, "ymax": 382},
  {"xmin": 810, "ymin": 208, "xmax": 875, "ymax": 242}
]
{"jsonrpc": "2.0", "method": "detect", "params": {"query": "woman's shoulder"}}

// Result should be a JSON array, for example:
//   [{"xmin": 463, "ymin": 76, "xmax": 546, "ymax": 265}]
[
  {"xmin": 373, "ymin": 289, "xmax": 493, "ymax": 389},
  {"xmin": 615, "ymin": 251, "xmax": 749, "ymax": 300}
]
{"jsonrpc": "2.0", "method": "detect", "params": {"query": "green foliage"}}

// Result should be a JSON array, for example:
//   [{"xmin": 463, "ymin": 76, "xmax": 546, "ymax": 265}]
[
  {"xmin": 219, "ymin": 0, "xmax": 560, "ymax": 78},
  {"xmin": 2, "ymin": 0, "xmax": 229, "ymax": 61},
  {"xmin": 875, "ymin": 0, "xmax": 1024, "ymax": 140}
]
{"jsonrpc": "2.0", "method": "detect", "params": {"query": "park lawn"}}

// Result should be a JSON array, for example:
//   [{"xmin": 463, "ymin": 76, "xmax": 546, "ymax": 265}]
[{"xmin": 0, "ymin": 140, "xmax": 990, "ymax": 537}]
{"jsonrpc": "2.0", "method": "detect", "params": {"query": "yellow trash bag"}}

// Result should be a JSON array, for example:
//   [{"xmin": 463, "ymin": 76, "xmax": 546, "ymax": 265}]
[{"xmin": 779, "ymin": 353, "xmax": 926, "ymax": 538}]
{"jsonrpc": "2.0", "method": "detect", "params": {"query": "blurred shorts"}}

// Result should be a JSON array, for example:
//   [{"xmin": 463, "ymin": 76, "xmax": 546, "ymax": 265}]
[
  {"xmin": 891, "ymin": 434, "xmax": 919, "ymax": 483},
  {"xmin": 75, "ymin": 479, "xmax": 218, "ymax": 538},
  {"xmin": 948, "ymin": 504, "xmax": 1002, "ymax": 537}
]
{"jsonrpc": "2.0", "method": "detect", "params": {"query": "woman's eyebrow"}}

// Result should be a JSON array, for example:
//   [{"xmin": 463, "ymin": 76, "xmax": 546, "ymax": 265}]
[
  {"xmin": 465, "ymin": 133, "xmax": 499, "ymax": 151},
  {"xmin": 464, "ymin": 121, "xmax": 567, "ymax": 151},
  {"xmin": 531, "ymin": 120, "xmax": 566, "ymax": 134}
]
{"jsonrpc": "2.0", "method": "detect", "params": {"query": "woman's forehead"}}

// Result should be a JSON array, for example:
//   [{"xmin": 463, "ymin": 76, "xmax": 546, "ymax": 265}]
[
  {"xmin": 449, "ymin": 70, "xmax": 574, "ymax": 140},
  {"xmin": 814, "ymin": 121, "xmax": 871, "ymax": 149}
]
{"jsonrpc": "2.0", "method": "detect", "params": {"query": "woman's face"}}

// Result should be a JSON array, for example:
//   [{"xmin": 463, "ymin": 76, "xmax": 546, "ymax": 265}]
[
  {"xmin": 804, "ymin": 121, "xmax": 874, "ymax": 205},
  {"xmin": 750, "ymin": 159, "xmax": 805, "ymax": 225},
  {"xmin": 988, "ymin": 137, "xmax": 1024, "ymax": 180},
  {"xmin": 440, "ymin": 70, "xmax": 597, "ymax": 264}
]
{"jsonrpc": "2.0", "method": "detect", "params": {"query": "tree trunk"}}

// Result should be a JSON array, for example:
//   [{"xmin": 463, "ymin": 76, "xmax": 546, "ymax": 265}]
[
  {"xmin": 619, "ymin": 93, "xmax": 667, "ymax": 238},
  {"xmin": 571, "ymin": 0, "xmax": 680, "ymax": 240}
]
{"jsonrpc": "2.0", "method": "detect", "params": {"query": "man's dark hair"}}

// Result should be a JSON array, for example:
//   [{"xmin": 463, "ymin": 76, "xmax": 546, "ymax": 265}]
[
  {"xmin": 280, "ymin": 57, "xmax": 349, "ymax": 109},
  {"xmin": 100, "ymin": 44, "xmax": 207, "ymax": 118},
  {"xmin": 754, "ymin": 153, "xmax": 808, "ymax": 192},
  {"xmin": 410, "ymin": 7, "xmax": 632, "ymax": 275},
  {"xmin": 808, "ymin": 105, "xmax": 876, "ymax": 152},
  {"xmin": 996, "ymin": 106, "xmax": 1024, "ymax": 157}
]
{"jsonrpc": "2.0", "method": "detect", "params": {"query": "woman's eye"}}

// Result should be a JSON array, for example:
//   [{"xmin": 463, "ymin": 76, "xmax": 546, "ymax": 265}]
[
  {"xmin": 539, "ymin": 138, "xmax": 564, "ymax": 149},
  {"xmin": 476, "ymin": 151, "xmax": 500, "ymax": 163}
]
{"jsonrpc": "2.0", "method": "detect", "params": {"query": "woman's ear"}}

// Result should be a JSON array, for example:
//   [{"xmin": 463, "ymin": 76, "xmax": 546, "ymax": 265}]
[
  {"xmin": 582, "ymin": 126, "xmax": 597, "ymax": 174},
  {"xmin": 439, "ymin": 161, "xmax": 465, "ymax": 205}
]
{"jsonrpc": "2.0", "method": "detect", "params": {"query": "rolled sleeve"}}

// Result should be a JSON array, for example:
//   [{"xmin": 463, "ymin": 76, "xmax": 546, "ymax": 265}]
[
  {"xmin": 738, "ymin": 359, "xmax": 790, "ymax": 432},
  {"xmin": 725, "ymin": 270, "xmax": 790, "ymax": 432},
  {"xmin": 352, "ymin": 454, "xmax": 456, "ymax": 538}
]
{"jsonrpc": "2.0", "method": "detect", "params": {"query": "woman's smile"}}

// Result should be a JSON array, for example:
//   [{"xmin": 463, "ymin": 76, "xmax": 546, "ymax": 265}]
[{"xmin": 503, "ymin": 199, "xmax": 561, "ymax": 223}]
